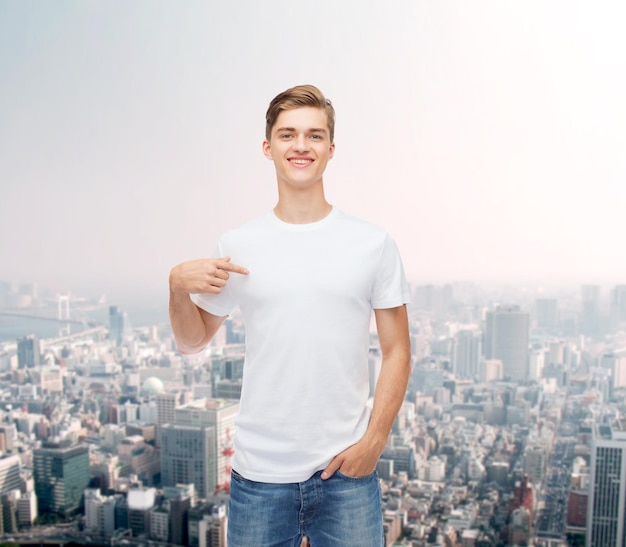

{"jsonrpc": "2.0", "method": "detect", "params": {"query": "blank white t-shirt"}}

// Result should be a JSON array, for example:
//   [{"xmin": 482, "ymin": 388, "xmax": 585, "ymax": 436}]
[{"xmin": 191, "ymin": 207, "xmax": 410, "ymax": 483}]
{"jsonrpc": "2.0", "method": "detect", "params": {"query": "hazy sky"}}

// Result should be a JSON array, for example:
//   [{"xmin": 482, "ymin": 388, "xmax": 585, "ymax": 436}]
[{"xmin": 1, "ymin": 0, "xmax": 625, "ymax": 305}]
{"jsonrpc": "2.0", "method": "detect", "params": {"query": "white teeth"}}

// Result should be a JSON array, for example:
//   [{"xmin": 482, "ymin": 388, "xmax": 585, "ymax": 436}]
[{"xmin": 291, "ymin": 159, "xmax": 311, "ymax": 164}]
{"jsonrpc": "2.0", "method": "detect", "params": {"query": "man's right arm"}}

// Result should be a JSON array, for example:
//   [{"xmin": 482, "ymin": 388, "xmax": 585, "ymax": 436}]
[{"xmin": 168, "ymin": 257, "xmax": 248, "ymax": 354}]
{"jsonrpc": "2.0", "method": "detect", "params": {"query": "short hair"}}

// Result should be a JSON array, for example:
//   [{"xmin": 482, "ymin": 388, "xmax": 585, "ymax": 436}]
[{"xmin": 265, "ymin": 84, "xmax": 335, "ymax": 142}]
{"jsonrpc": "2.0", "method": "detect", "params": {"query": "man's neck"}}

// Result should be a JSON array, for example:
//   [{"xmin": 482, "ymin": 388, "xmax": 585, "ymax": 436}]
[{"xmin": 273, "ymin": 197, "xmax": 332, "ymax": 225}]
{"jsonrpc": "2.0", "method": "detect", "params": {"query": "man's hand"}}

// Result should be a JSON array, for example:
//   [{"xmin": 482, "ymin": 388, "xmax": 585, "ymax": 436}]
[
  {"xmin": 320, "ymin": 434, "xmax": 385, "ymax": 480},
  {"xmin": 168, "ymin": 256, "xmax": 248, "ymax": 354},
  {"xmin": 169, "ymin": 256, "xmax": 249, "ymax": 295}
]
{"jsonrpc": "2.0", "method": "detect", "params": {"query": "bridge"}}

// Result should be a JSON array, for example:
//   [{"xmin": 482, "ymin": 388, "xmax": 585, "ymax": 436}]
[{"xmin": 0, "ymin": 311, "xmax": 102, "ymax": 328}]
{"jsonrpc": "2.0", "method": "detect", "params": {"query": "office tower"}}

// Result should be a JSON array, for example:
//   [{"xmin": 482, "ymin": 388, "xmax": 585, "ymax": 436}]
[
  {"xmin": 161, "ymin": 424, "xmax": 216, "ymax": 498},
  {"xmin": 587, "ymin": 420, "xmax": 626, "ymax": 546},
  {"xmin": 127, "ymin": 488, "xmax": 156, "ymax": 537},
  {"xmin": 168, "ymin": 494, "xmax": 192, "ymax": 546},
  {"xmin": 32, "ymin": 441, "xmax": 89, "ymax": 517},
  {"xmin": 150, "ymin": 504, "xmax": 169, "ymax": 542},
  {"xmin": 0, "ymin": 425, "xmax": 15, "ymax": 454},
  {"xmin": 1, "ymin": 491, "xmax": 20, "ymax": 534},
  {"xmin": 173, "ymin": 399, "xmax": 239, "ymax": 491},
  {"xmin": 17, "ymin": 334, "xmax": 40, "ymax": 369},
  {"xmin": 17, "ymin": 490, "xmax": 38, "ymax": 527},
  {"xmin": 600, "ymin": 353, "xmax": 626, "ymax": 398},
  {"xmin": 156, "ymin": 389, "xmax": 191, "ymax": 446},
  {"xmin": 484, "ymin": 306, "xmax": 529, "ymax": 381},
  {"xmin": 84, "ymin": 489, "xmax": 116, "ymax": 536},
  {"xmin": 161, "ymin": 399, "xmax": 238, "ymax": 496},
  {"xmin": 108, "ymin": 305, "xmax": 126, "ymax": 346},
  {"xmin": 452, "ymin": 330, "xmax": 481, "ymax": 380},
  {"xmin": 535, "ymin": 298, "xmax": 558, "ymax": 330},
  {"xmin": 0, "ymin": 455, "xmax": 21, "ymax": 495},
  {"xmin": 157, "ymin": 390, "xmax": 190, "ymax": 427},
  {"xmin": 610, "ymin": 285, "xmax": 626, "ymax": 327},
  {"xmin": 581, "ymin": 284, "xmax": 601, "ymax": 336},
  {"xmin": 198, "ymin": 504, "xmax": 227, "ymax": 547}
]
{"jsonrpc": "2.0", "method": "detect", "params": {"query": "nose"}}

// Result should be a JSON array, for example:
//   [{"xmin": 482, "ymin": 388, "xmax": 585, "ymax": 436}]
[{"xmin": 292, "ymin": 134, "xmax": 309, "ymax": 152}]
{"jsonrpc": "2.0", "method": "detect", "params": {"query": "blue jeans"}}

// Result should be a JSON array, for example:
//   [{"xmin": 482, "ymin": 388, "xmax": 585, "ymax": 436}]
[{"xmin": 227, "ymin": 469, "xmax": 384, "ymax": 547}]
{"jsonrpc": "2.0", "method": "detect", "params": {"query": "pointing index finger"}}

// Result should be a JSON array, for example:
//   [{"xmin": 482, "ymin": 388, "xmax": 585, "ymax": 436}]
[{"xmin": 216, "ymin": 258, "xmax": 249, "ymax": 275}]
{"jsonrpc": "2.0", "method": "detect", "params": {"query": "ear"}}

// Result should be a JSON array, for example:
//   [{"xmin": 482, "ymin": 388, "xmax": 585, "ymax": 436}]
[
  {"xmin": 328, "ymin": 142, "xmax": 335, "ymax": 160},
  {"xmin": 262, "ymin": 139, "xmax": 273, "ymax": 160}
]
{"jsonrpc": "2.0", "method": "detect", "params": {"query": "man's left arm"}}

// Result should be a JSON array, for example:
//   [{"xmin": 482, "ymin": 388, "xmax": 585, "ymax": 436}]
[{"xmin": 322, "ymin": 304, "xmax": 411, "ymax": 479}]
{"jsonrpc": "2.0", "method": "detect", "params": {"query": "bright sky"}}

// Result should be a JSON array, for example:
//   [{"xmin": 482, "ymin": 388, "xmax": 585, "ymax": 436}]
[{"xmin": 1, "ymin": 0, "xmax": 625, "ymax": 305}]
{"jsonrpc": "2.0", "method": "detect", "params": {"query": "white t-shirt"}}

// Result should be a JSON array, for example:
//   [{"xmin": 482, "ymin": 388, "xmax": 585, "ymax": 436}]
[{"xmin": 191, "ymin": 207, "xmax": 410, "ymax": 483}]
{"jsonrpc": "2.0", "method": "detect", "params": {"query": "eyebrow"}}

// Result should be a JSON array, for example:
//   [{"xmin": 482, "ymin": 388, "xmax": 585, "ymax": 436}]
[{"xmin": 275, "ymin": 127, "xmax": 327, "ymax": 134}]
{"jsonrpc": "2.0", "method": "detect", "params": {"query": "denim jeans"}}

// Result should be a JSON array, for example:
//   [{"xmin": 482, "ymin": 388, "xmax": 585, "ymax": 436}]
[{"xmin": 227, "ymin": 469, "xmax": 385, "ymax": 547}]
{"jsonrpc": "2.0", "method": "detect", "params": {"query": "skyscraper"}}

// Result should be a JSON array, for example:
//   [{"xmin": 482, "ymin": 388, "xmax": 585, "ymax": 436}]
[
  {"xmin": 581, "ymin": 284, "xmax": 601, "ymax": 336},
  {"xmin": 484, "ymin": 306, "xmax": 529, "ymax": 382},
  {"xmin": 452, "ymin": 330, "xmax": 481, "ymax": 380},
  {"xmin": 535, "ymin": 298, "xmax": 558, "ymax": 331},
  {"xmin": 610, "ymin": 285, "xmax": 626, "ymax": 328},
  {"xmin": 33, "ymin": 441, "xmax": 90, "ymax": 517},
  {"xmin": 587, "ymin": 419, "xmax": 626, "ymax": 546},
  {"xmin": 17, "ymin": 334, "xmax": 40, "ymax": 369},
  {"xmin": 173, "ymin": 398, "xmax": 239, "ymax": 491},
  {"xmin": 160, "ymin": 424, "xmax": 216, "ymax": 498},
  {"xmin": 108, "ymin": 305, "xmax": 126, "ymax": 346}
]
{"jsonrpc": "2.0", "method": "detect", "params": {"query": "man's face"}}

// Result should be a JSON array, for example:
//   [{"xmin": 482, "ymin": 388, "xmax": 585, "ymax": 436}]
[{"xmin": 263, "ymin": 106, "xmax": 335, "ymax": 191}]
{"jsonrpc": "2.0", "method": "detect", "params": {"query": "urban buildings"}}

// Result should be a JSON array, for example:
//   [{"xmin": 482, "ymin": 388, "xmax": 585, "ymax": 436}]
[
  {"xmin": 587, "ymin": 419, "xmax": 626, "ymax": 546},
  {"xmin": 32, "ymin": 441, "xmax": 90, "ymax": 517},
  {"xmin": 0, "ymin": 281, "xmax": 625, "ymax": 545},
  {"xmin": 484, "ymin": 305, "xmax": 530, "ymax": 381}
]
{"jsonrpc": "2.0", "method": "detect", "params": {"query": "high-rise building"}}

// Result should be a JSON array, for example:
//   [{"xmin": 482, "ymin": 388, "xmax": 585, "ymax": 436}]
[
  {"xmin": 173, "ymin": 399, "xmax": 239, "ymax": 491},
  {"xmin": 610, "ymin": 285, "xmax": 626, "ymax": 328},
  {"xmin": 600, "ymin": 352, "xmax": 626, "ymax": 398},
  {"xmin": 484, "ymin": 306, "xmax": 529, "ymax": 381},
  {"xmin": 581, "ymin": 284, "xmax": 601, "ymax": 336},
  {"xmin": 156, "ymin": 389, "xmax": 191, "ymax": 446},
  {"xmin": 84, "ymin": 489, "xmax": 116, "ymax": 536},
  {"xmin": 161, "ymin": 399, "xmax": 238, "ymax": 497},
  {"xmin": 17, "ymin": 334, "xmax": 40, "ymax": 369},
  {"xmin": 0, "ymin": 455, "xmax": 21, "ymax": 495},
  {"xmin": 452, "ymin": 330, "xmax": 481, "ymax": 380},
  {"xmin": 108, "ymin": 305, "xmax": 126, "ymax": 346},
  {"xmin": 587, "ymin": 419, "xmax": 626, "ymax": 546},
  {"xmin": 32, "ymin": 441, "xmax": 90, "ymax": 517},
  {"xmin": 535, "ymin": 298, "xmax": 558, "ymax": 331},
  {"xmin": 161, "ymin": 424, "xmax": 216, "ymax": 498},
  {"xmin": 198, "ymin": 504, "xmax": 227, "ymax": 547}
]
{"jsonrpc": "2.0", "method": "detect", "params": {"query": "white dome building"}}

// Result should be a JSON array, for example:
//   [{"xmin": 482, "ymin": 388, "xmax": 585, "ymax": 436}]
[{"xmin": 141, "ymin": 377, "xmax": 165, "ymax": 397}]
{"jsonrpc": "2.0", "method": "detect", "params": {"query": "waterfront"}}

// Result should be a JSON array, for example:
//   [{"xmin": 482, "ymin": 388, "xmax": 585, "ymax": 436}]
[{"xmin": 0, "ymin": 300, "xmax": 169, "ymax": 343}]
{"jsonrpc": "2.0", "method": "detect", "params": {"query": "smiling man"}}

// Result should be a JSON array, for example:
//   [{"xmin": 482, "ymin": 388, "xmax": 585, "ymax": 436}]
[{"xmin": 169, "ymin": 84, "xmax": 411, "ymax": 546}]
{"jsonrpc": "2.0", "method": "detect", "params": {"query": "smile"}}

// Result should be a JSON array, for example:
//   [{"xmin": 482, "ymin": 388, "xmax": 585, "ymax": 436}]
[{"xmin": 289, "ymin": 158, "xmax": 313, "ymax": 166}]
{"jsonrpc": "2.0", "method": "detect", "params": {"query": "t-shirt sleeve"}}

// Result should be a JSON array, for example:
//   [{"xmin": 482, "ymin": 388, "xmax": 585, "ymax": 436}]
[
  {"xmin": 189, "ymin": 240, "xmax": 238, "ymax": 317},
  {"xmin": 371, "ymin": 233, "xmax": 411, "ymax": 309}
]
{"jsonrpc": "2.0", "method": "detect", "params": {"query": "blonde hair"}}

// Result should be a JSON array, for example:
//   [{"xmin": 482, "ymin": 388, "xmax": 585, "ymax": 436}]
[{"xmin": 265, "ymin": 84, "xmax": 335, "ymax": 142}]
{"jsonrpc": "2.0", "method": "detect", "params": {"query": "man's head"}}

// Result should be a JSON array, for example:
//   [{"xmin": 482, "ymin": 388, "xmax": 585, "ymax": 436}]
[{"xmin": 265, "ymin": 85, "xmax": 335, "ymax": 143}]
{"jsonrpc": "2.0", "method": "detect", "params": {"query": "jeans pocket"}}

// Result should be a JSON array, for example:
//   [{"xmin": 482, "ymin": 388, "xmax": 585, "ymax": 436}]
[{"xmin": 335, "ymin": 469, "xmax": 377, "ymax": 481}]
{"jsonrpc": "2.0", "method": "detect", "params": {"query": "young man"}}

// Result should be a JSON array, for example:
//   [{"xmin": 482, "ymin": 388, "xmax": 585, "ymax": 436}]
[{"xmin": 169, "ymin": 85, "xmax": 411, "ymax": 546}]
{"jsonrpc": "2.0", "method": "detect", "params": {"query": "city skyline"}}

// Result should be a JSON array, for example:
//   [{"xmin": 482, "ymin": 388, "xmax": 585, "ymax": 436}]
[{"xmin": 1, "ymin": 1, "xmax": 625, "ymax": 304}]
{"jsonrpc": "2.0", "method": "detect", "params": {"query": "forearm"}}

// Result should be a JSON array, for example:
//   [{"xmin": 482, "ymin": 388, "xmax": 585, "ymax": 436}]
[
  {"xmin": 363, "ymin": 345, "xmax": 411, "ymax": 453},
  {"xmin": 168, "ymin": 289, "xmax": 212, "ymax": 354}
]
